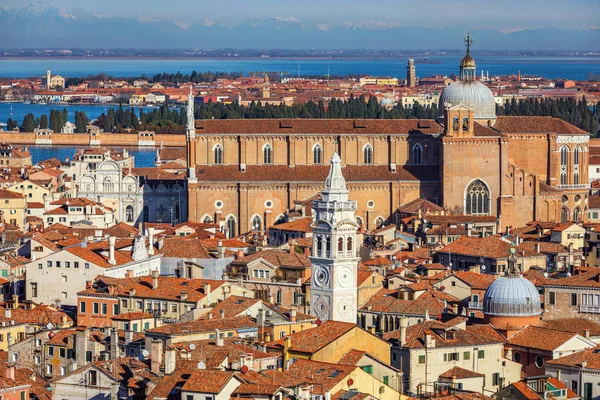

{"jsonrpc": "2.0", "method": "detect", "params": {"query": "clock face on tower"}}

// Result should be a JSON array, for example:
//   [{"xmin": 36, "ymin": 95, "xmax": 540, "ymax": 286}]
[
  {"xmin": 313, "ymin": 265, "xmax": 330, "ymax": 288},
  {"xmin": 336, "ymin": 266, "xmax": 353, "ymax": 288}
]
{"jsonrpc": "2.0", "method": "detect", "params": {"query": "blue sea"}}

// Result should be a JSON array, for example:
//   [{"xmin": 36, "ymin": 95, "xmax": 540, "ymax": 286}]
[
  {"xmin": 25, "ymin": 146, "xmax": 159, "ymax": 168},
  {"xmin": 0, "ymin": 55, "xmax": 598, "ymax": 80}
]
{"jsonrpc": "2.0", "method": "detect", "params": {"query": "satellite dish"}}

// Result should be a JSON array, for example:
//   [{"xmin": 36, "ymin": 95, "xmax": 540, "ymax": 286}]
[
  {"xmin": 197, "ymin": 361, "xmax": 206, "ymax": 370},
  {"xmin": 46, "ymin": 323, "xmax": 54, "ymax": 330},
  {"xmin": 567, "ymin": 272, "xmax": 572, "ymax": 277},
  {"xmin": 141, "ymin": 349, "xmax": 150, "ymax": 358},
  {"xmin": 189, "ymin": 344, "xmax": 196, "ymax": 350},
  {"xmin": 544, "ymin": 272, "xmax": 549, "ymax": 278}
]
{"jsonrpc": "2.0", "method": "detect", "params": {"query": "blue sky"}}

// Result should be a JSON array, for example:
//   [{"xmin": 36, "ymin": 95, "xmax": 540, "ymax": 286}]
[{"xmin": 3, "ymin": 0, "xmax": 598, "ymax": 29}]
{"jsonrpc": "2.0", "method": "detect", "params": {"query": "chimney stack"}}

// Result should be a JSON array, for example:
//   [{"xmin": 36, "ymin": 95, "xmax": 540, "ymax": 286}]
[
  {"xmin": 203, "ymin": 283, "xmax": 211, "ymax": 296},
  {"xmin": 11, "ymin": 295, "xmax": 18, "ymax": 310},
  {"xmin": 582, "ymin": 360, "xmax": 587, "ymax": 369},
  {"xmin": 215, "ymin": 328, "xmax": 223, "ymax": 346},
  {"xmin": 108, "ymin": 236, "xmax": 116, "ymax": 265},
  {"xmin": 148, "ymin": 227, "xmax": 155, "ymax": 256},
  {"xmin": 165, "ymin": 347, "xmax": 176, "ymax": 375},
  {"xmin": 152, "ymin": 269, "xmax": 159, "ymax": 290},
  {"xmin": 399, "ymin": 316, "xmax": 409, "ymax": 347},
  {"xmin": 151, "ymin": 339, "xmax": 162, "ymax": 375},
  {"xmin": 220, "ymin": 309, "xmax": 225, "ymax": 319},
  {"xmin": 290, "ymin": 309, "xmax": 297, "ymax": 322},
  {"xmin": 5, "ymin": 364, "xmax": 15, "ymax": 380},
  {"xmin": 110, "ymin": 328, "xmax": 119, "ymax": 360},
  {"xmin": 217, "ymin": 240, "xmax": 225, "ymax": 259}
]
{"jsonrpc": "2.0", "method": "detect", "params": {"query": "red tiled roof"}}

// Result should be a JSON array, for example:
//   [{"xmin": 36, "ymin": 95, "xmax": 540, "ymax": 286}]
[
  {"xmin": 439, "ymin": 366, "xmax": 484, "ymax": 379},
  {"xmin": 266, "ymin": 321, "xmax": 357, "ymax": 354},
  {"xmin": 146, "ymin": 316, "xmax": 256, "ymax": 336},
  {"xmin": 507, "ymin": 326, "xmax": 580, "ymax": 352},
  {"xmin": 269, "ymin": 217, "xmax": 313, "ymax": 233},
  {"xmin": 181, "ymin": 370, "xmax": 236, "ymax": 393}
]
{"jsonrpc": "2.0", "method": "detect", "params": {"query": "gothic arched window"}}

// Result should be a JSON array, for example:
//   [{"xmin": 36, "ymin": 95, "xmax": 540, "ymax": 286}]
[
  {"xmin": 214, "ymin": 144, "xmax": 223, "ymax": 164},
  {"xmin": 203, "ymin": 215, "xmax": 212, "ymax": 224},
  {"xmin": 560, "ymin": 146, "xmax": 568, "ymax": 186},
  {"xmin": 317, "ymin": 235, "xmax": 323, "ymax": 257},
  {"xmin": 412, "ymin": 144, "xmax": 423, "ymax": 165},
  {"xmin": 338, "ymin": 238, "xmax": 344, "ymax": 254},
  {"xmin": 573, "ymin": 207, "xmax": 581, "ymax": 222},
  {"xmin": 363, "ymin": 144, "xmax": 373, "ymax": 165},
  {"xmin": 346, "ymin": 237, "xmax": 353, "ymax": 254},
  {"xmin": 227, "ymin": 216, "xmax": 236, "ymax": 238},
  {"xmin": 313, "ymin": 144, "xmax": 323, "ymax": 164},
  {"xmin": 263, "ymin": 144, "xmax": 273, "ymax": 164},
  {"xmin": 452, "ymin": 117, "xmax": 459, "ymax": 130},
  {"xmin": 561, "ymin": 207, "xmax": 570, "ymax": 223},
  {"xmin": 462, "ymin": 116, "xmax": 469, "ymax": 130},
  {"xmin": 356, "ymin": 217, "xmax": 363, "ymax": 228},
  {"xmin": 252, "ymin": 215, "xmax": 262, "ymax": 231},
  {"xmin": 125, "ymin": 205, "xmax": 134, "ymax": 223},
  {"xmin": 375, "ymin": 217, "xmax": 384, "ymax": 229},
  {"xmin": 465, "ymin": 179, "xmax": 490, "ymax": 215},
  {"xmin": 574, "ymin": 146, "xmax": 581, "ymax": 185}
]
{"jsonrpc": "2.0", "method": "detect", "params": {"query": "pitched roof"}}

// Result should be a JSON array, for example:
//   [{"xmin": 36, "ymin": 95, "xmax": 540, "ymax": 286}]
[
  {"xmin": 266, "ymin": 321, "xmax": 357, "ymax": 354},
  {"xmin": 539, "ymin": 318, "xmax": 600, "ymax": 337},
  {"xmin": 437, "ymin": 235, "xmax": 541, "ymax": 259},
  {"xmin": 180, "ymin": 370, "xmax": 236, "ymax": 393},
  {"xmin": 146, "ymin": 316, "xmax": 256, "ymax": 336},
  {"xmin": 231, "ymin": 249, "xmax": 310, "ymax": 269},
  {"xmin": 284, "ymin": 359, "xmax": 357, "ymax": 394},
  {"xmin": 398, "ymin": 197, "xmax": 444, "ymax": 214},
  {"xmin": 157, "ymin": 236, "xmax": 213, "ymax": 259},
  {"xmin": 494, "ymin": 116, "xmax": 589, "ymax": 135},
  {"xmin": 547, "ymin": 346, "xmax": 600, "ymax": 369},
  {"xmin": 269, "ymin": 217, "xmax": 313, "ymax": 233},
  {"xmin": 207, "ymin": 296, "xmax": 261, "ymax": 319},
  {"xmin": 507, "ymin": 326, "xmax": 579, "ymax": 352},
  {"xmin": 447, "ymin": 271, "xmax": 497, "ymax": 290},
  {"xmin": 439, "ymin": 366, "xmax": 484, "ymax": 379}
]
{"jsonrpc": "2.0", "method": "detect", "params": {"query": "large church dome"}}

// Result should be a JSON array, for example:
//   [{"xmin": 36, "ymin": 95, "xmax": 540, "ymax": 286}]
[
  {"xmin": 439, "ymin": 33, "xmax": 497, "ymax": 123},
  {"xmin": 438, "ymin": 80, "xmax": 497, "ymax": 121},
  {"xmin": 483, "ymin": 274, "xmax": 541, "ymax": 317}
]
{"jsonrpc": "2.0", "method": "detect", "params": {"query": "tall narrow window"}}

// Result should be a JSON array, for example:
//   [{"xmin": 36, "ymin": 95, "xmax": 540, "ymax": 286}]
[
  {"xmin": 560, "ymin": 146, "xmax": 568, "ymax": 186},
  {"xmin": 561, "ymin": 207, "xmax": 570, "ymax": 223},
  {"xmin": 326, "ymin": 237, "xmax": 331, "ymax": 257},
  {"xmin": 574, "ymin": 146, "xmax": 580, "ymax": 185},
  {"xmin": 412, "ymin": 144, "xmax": 423, "ymax": 165},
  {"xmin": 227, "ymin": 216, "xmax": 236, "ymax": 238},
  {"xmin": 125, "ymin": 205, "xmax": 134, "ymax": 223},
  {"xmin": 214, "ymin": 144, "xmax": 223, "ymax": 164},
  {"xmin": 338, "ymin": 238, "xmax": 344, "ymax": 254},
  {"xmin": 313, "ymin": 144, "xmax": 323, "ymax": 164},
  {"xmin": 317, "ymin": 236, "xmax": 322, "ymax": 257},
  {"xmin": 462, "ymin": 116, "xmax": 469, "ymax": 130},
  {"xmin": 363, "ymin": 144, "xmax": 373, "ymax": 165},
  {"xmin": 465, "ymin": 180, "xmax": 490, "ymax": 215},
  {"xmin": 252, "ymin": 215, "xmax": 262, "ymax": 231},
  {"xmin": 263, "ymin": 144, "xmax": 273, "ymax": 164},
  {"xmin": 142, "ymin": 206, "xmax": 149, "ymax": 222},
  {"xmin": 346, "ymin": 237, "xmax": 353, "ymax": 255},
  {"xmin": 574, "ymin": 207, "xmax": 581, "ymax": 222}
]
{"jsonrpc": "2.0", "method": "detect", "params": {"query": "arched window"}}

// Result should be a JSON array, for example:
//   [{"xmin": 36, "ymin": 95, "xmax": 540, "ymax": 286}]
[
  {"xmin": 356, "ymin": 217, "xmax": 363, "ymax": 228},
  {"xmin": 412, "ymin": 144, "xmax": 423, "ymax": 165},
  {"xmin": 142, "ymin": 206, "xmax": 149, "ymax": 222},
  {"xmin": 574, "ymin": 207, "xmax": 581, "ymax": 222},
  {"xmin": 452, "ymin": 117, "xmax": 459, "ymax": 130},
  {"xmin": 560, "ymin": 146, "xmax": 568, "ymax": 186},
  {"xmin": 465, "ymin": 179, "xmax": 490, "ymax": 215},
  {"xmin": 203, "ymin": 215, "xmax": 212, "ymax": 223},
  {"xmin": 326, "ymin": 237, "xmax": 331, "ymax": 257},
  {"xmin": 252, "ymin": 215, "xmax": 262, "ymax": 231},
  {"xmin": 263, "ymin": 144, "xmax": 273, "ymax": 164},
  {"xmin": 313, "ymin": 144, "xmax": 323, "ymax": 164},
  {"xmin": 462, "ymin": 116, "xmax": 469, "ymax": 130},
  {"xmin": 214, "ymin": 144, "xmax": 223, "ymax": 164},
  {"xmin": 227, "ymin": 216, "xmax": 236, "ymax": 238},
  {"xmin": 363, "ymin": 144, "xmax": 373, "ymax": 165},
  {"xmin": 125, "ymin": 205, "xmax": 134, "ymax": 223},
  {"xmin": 317, "ymin": 235, "xmax": 323, "ymax": 257},
  {"xmin": 561, "ymin": 207, "xmax": 570, "ymax": 223},
  {"xmin": 375, "ymin": 217, "xmax": 384, "ymax": 229},
  {"xmin": 346, "ymin": 237, "xmax": 353, "ymax": 255},
  {"xmin": 574, "ymin": 146, "xmax": 581, "ymax": 185},
  {"xmin": 338, "ymin": 238, "xmax": 344, "ymax": 254}
]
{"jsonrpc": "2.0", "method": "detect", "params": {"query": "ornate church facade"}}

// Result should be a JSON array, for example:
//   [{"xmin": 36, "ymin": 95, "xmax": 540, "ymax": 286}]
[{"xmin": 186, "ymin": 39, "xmax": 590, "ymax": 236}]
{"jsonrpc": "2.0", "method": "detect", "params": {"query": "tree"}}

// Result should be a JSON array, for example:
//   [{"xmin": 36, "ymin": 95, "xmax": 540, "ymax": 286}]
[
  {"xmin": 39, "ymin": 114, "xmax": 49, "ymax": 129},
  {"xmin": 6, "ymin": 118, "xmax": 17, "ymax": 130},
  {"xmin": 74, "ymin": 111, "xmax": 89, "ymax": 133},
  {"xmin": 20, "ymin": 113, "xmax": 35, "ymax": 132}
]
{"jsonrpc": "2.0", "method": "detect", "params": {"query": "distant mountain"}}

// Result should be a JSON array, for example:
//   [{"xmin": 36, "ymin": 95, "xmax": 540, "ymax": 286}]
[{"xmin": 1, "ymin": 2, "xmax": 598, "ymax": 50}]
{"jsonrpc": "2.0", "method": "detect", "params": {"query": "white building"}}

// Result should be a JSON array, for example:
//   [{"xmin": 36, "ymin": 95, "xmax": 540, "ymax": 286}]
[
  {"xmin": 43, "ymin": 197, "xmax": 116, "ymax": 228},
  {"xmin": 25, "ymin": 233, "xmax": 161, "ymax": 307},
  {"xmin": 309, "ymin": 152, "xmax": 360, "ymax": 323},
  {"xmin": 546, "ymin": 346, "xmax": 600, "ymax": 399}
]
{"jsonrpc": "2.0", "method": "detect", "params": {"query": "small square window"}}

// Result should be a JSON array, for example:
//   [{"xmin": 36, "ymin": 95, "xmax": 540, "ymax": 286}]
[{"xmin": 418, "ymin": 355, "xmax": 426, "ymax": 364}]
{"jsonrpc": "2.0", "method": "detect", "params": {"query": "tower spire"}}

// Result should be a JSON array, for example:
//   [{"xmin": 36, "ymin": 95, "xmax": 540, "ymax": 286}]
[{"xmin": 322, "ymin": 152, "xmax": 348, "ymax": 203}]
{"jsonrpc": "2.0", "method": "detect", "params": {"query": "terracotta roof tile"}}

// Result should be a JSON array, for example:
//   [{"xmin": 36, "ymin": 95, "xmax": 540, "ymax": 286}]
[
  {"xmin": 266, "ymin": 321, "xmax": 357, "ymax": 354},
  {"xmin": 231, "ymin": 249, "xmax": 310, "ymax": 269},
  {"xmin": 507, "ymin": 326, "xmax": 579, "ymax": 352},
  {"xmin": 439, "ymin": 366, "xmax": 484, "ymax": 379},
  {"xmin": 146, "ymin": 316, "xmax": 256, "ymax": 336},
  {"xmin": 181, "ymin": 370, "xmax": 236, "ymax": 393},
  {"xmin": 269, "ymin": 217, "xmax": 313, "ymax": 233}
]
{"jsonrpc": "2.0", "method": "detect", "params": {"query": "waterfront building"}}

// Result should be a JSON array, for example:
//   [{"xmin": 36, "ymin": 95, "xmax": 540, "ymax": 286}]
[
  {"xmin": 185, "ymin": 35, "xmax": 590, "ymax": 236},
  {"xmin": 42, "ymin": 69, "xmax": 65, "ymax": 90},
  {"xmin": 0, "ymin": 145, "xmax": 31, "ymax": 168}
]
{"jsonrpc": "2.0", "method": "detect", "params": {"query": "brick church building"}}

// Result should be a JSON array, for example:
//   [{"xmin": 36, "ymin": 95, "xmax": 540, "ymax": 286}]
[{"xmin": 185, "ymin": 38, "xmax": 590, "ymax": 237}]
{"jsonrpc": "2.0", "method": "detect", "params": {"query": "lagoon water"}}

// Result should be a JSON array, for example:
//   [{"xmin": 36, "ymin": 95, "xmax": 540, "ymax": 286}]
[
  {"xmin": 26, "ymin": 146, "xmax": 160, "ymax": 168},
  {"xmin": 0, "ymin": 55, "xmax": 599, "ymax": 80}
]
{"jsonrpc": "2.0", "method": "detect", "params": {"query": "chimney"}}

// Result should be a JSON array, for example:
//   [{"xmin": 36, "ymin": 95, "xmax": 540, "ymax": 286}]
[
  {"xmin": 283, "ymin": 336, "xmax": 292, "ymax": 370},
  {"xmin": 151, "ymin": 339, "xmax": 163, "ymax": 375},
  {"xmin": 125, "ymin": 330, "xmax": 134, "ymax": 345},
  {"xmin": 236, "ymin": 249, "xmax": 244, "ymax": 259},
  {"xmin": 158, "ymin": 237, "xmax": 164, "ymax": 250},
  {"xmin": 203, "ymin": 283, "xmax": 211, "ymax": 296},
  {"xmin": 110, "ymin": 328, "xmax": 119, "ymax": 360},
  {"xmin": 217, "ymin": 240, "xmax": 225, "ymax": 259},
  {"xmin": 152, "ymin": 269, "xmax": 159, "ymax": 290},
  {"xmin": 584, "ymin": 329, "xmax": 590, "ymax": 339},
  {"xmin": 220, "ymin": 309, "xmax": 225, "ymax": 319},
  {"xmin": 180, "ymin": 291, "xmax": 188, "ymax": 302},
  {"xmin": 108, "ymin": 236, "xmax": 116, "ymax": 265},
  {"xmin": 43, "ymin": 195, "xmax": 50, "ymax": 211},
  {"xmin": 76, "ymin": 327, "xmax": 90, "ymax": 368},
  {"xmin": 165, "ymin": 347, "xmax": 176, "ymax": 375},
  {"xmin": 425, "ymin": 331, "xmax": 435, "ymax": 348},
  {"xmin": 11, "ymin": 295, "xmax": 18, "ymax": 310},
  {"xmin": 208, "ymin": 312, "xmax": 213, "ymax": 319},
  {"xmin": 4, "ymin": 309, "xmax": 11, "ymax": 319},
  {"xmin": 556, "ymin": 369, "xmax": 562, "ymax": 381},
  {"xmin": 399, "ymin": 316, "xmax": 409, "ymax": 347},
  {"xmin": 582, "ymin": 360, "xmax": 587, "ymax": 369},
  {"xmin": 215, "ymin": 328, "xmax": 223, "ymax": 346},
  {"xmin": 5, "ymin": 364, "xmax": 15, "ymax": 380},
  {"xmin": 369, "ymin": 327, "xmax": 376, "ymax": 335},
  {"xmin": 290, "ymin": 309, "xmax": 297, "ymax": 323},
  {"xmin": 535, "ymin": 243, "xmax": 541, "ymax": 253},
  {"xmin": 148, "ymin": 227, "xmax": 155, "ymax": 256},
  {"xmin": 264, "ymin": 332, "xmax": 271, "ymax": 343}
]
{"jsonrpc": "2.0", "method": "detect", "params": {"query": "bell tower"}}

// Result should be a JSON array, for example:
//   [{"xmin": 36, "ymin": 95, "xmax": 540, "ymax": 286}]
[
  {"xmin": 309, "ymin": 153, "xmax": 359, "ymax": 323},
  {"xmin": 186, "ymin": 86, "xmax": 197, "ymax": 183}
]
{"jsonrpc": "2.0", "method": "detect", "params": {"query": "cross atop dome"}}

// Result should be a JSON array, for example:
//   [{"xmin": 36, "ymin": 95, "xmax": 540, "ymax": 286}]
[{"xmin": 464, "ymin": 30, "xmax": 473, "ymax": 55}]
